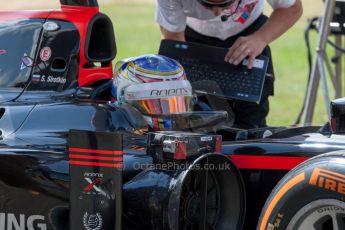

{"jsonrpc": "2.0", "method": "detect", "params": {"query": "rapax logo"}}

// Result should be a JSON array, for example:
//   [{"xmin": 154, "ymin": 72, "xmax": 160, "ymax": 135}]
[
  {"xmin": 0, "ymin": 213, "xmax": 46, "ymax": 230},
  {"xmin": 150, "ymin": 88, "xmax": 190, "ymax": 97}
]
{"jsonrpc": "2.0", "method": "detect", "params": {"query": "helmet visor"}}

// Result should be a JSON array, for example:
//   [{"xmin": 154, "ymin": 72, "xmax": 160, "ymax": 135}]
[
  {"xmin": 124, "ymin": 80, "xmax": 193, "ymax": 115},
  {"xmin": 130, "ymin": 96, "xmax": 192, "ymax": 115}
]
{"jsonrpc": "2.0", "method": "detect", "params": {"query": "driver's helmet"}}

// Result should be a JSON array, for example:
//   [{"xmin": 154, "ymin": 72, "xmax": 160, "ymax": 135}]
[{"xmin": 112, "ymin": 54, "xmax": 193, "ymax": 130}]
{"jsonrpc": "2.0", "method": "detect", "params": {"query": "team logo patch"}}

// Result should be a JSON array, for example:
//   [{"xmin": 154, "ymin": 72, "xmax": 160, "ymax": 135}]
[
  {"xmin": 40, "ymin": 47, "xmax": 52, "ymax": 61},
  {"xmin": 83, "ymin": 212, "xmax": 103, "ymax": 230},
  {"xmin": 224, "ymin": 0, "xmax": 259, "ymax": 24},
  {"xmin": 83, "ymin": 172, "xmax": 106, "ymax": 196}
]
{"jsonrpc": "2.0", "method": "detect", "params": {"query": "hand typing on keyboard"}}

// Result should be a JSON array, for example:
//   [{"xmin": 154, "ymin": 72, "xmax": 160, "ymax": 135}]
[
  {"xmin": 224, "ymin": 34, "xmax": 268, "ymax": 69},
  {"xmin": 176, "ymin": 55, "xmax": 268, "ymax": 104}
]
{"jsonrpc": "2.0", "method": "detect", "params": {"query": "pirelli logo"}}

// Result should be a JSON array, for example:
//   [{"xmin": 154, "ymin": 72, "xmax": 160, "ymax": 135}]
[{"xmin": 309, "ymin": 168, "xmax": 345, "ymax": 194}]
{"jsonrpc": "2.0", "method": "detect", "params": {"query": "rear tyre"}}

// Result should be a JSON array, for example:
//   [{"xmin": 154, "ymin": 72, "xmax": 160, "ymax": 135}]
[{"xmin": 257, "ymin": 152, "xmax": 345, "ymax": 230}]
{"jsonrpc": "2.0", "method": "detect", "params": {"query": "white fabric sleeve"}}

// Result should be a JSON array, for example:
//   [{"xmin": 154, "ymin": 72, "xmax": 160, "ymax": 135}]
[
  {"xmin": 266, "ymin": 0, "xmax": 297, "ymax": 9},
  {"xmin": 155, "ymin": 0, "xmax": 187, "ymax": 32}
]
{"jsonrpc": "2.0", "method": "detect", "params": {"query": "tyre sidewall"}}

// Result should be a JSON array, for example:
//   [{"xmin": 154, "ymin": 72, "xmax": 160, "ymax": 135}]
[{"xmin": 258, "ymin": 155, "xmax": 345, "ymax": 230}]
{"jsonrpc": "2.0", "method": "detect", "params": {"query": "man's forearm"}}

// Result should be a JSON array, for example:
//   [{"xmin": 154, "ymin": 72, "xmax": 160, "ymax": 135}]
[
  {"xmin": 254, "ymin": 0, "xmax": 303, "ymax": 45},
  {"xmin": 160, "ymin": 26, "xmax": 186, "ymax": 41}
]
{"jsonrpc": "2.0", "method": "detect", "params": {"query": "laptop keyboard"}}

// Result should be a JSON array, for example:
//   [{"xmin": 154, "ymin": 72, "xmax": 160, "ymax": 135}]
[{"xmin": 178, "ymin": 56, "xmax": 266, "ymax": 103}]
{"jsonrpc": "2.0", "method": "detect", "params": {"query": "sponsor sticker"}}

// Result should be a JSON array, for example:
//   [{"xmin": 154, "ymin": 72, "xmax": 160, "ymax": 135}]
[
  {"xmin": 125, "ymin": 80, "xmax": 192, "ymax": 101},
  {"xmin": 201, "ymin": 136, "xmax": 213, "ymax": 142},
  {"xmin": 21, "ymin": 53, "xmax": 34, "ymax": 70},
  {"xmin": 40, "ymin": 47, "xmax": 52, "ymax": 62},
  {"xmin": 309, "ymin": 167, "xmax": 345, "ymax": 194},
  {"xmin": 0, "ymin": 213, "xmax": 46, "ymax": 230},
  {"xmin": 242, "ymin": 58, "xmax": 265, "ymax": 69}
]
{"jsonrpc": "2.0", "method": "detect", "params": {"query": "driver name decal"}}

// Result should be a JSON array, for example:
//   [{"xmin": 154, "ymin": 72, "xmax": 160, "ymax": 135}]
[
  {"xmin": 31, "ymin": 74, "xmax": 66, "ymax": 84},
  {"xmin": 40, "ymin": 75, "xmax": 66, "ymax": 84},
  {"xmin": 309, "ymin": 167, "xmax": 345, "ymax": 194}
]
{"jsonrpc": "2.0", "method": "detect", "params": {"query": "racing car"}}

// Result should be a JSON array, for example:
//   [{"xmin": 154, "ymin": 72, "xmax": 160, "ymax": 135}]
[{"xmin": 1, "ymin": 1, "xmax": 345, "ymax": 230}]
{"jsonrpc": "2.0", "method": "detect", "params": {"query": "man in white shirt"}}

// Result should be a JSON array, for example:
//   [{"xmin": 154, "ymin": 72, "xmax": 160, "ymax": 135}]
[{"xmin": 155, "ymin": 0, "xmax": 302, "ymax": 129}]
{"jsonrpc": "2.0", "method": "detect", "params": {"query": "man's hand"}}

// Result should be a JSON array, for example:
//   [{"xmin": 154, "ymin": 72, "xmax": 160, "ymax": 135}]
[
  {"xmin": 224, "ymin": 0, "xmax": 303, "ymax": 69},
  {"xmin": 224, "ymin": 34, "xmax": 267, "ymax": 69}
]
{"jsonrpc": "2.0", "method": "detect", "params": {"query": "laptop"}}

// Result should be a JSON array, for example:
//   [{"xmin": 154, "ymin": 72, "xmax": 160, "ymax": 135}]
[{"xmin": 158, "ymin": 39, "xmax": 269, "ymax": 104}]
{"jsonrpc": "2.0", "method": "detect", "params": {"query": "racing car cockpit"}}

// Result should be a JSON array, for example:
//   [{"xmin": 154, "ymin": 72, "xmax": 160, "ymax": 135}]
[
  {"xmin": 0, "ymin": 18, "xmax": 81, "ymax": 95},
  {"xmin": 0, "ymin": 0, "xmax": 240, "ymax": 138},
  {"xmin": 111, "ymin": 54, "xmax": 231, "ymax": 133},
  {"xmin": 0, "ymin": 0, "xmax": 115, "ymax": 96}
]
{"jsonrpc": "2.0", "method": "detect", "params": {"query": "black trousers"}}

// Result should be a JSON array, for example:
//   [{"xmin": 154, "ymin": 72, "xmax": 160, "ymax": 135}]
[{"xmin": 185, "ymin": 15, "xmax": 274, "ymax": 129}]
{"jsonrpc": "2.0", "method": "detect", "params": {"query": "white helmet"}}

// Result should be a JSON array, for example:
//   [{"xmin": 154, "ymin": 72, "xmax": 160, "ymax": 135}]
[{"xmin": 112, "ymin": 54, "xmax": 193, "ymax": 130}]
